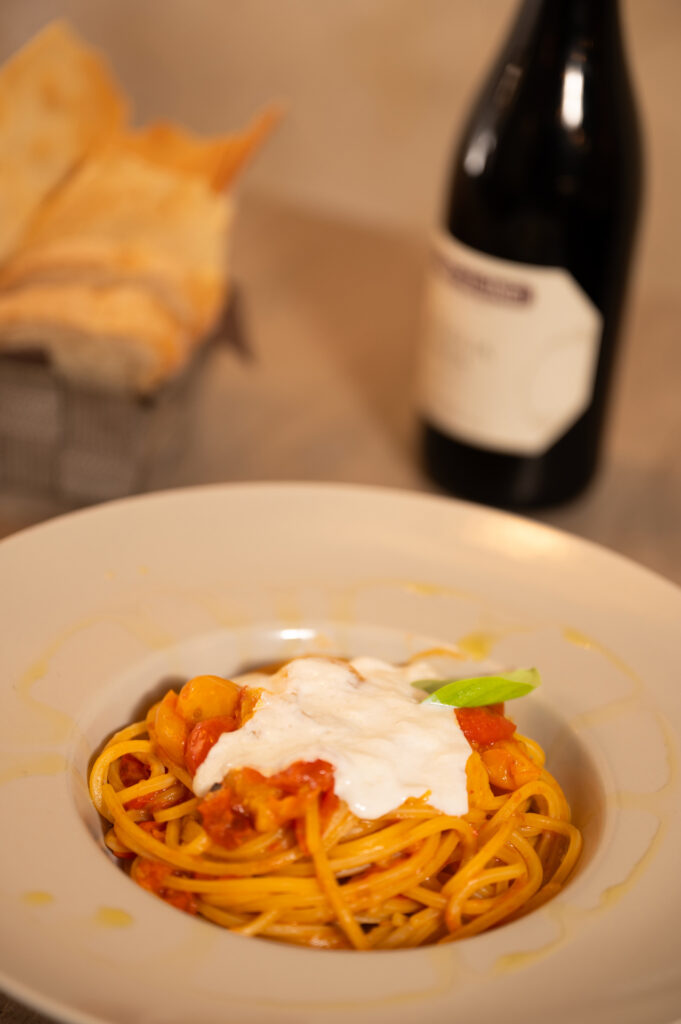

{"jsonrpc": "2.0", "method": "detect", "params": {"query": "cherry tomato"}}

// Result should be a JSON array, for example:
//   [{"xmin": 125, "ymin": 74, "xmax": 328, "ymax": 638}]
[
  {"xmin": 184, "ymin": 715, "xmax": 237, "ymax": 775},
  {"xmin": 176, "ymin": 675, "xmax": 240, "ymax": 724},
  {"xmin": 455, "ymin": 705, "xmax": 516, "ymax": 747}
]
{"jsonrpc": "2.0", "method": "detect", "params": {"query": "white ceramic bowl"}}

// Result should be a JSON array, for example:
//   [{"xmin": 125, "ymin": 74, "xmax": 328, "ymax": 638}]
[{"xmin": 0, "ymin": 483, "xmax": 679, "ymax": 1024}]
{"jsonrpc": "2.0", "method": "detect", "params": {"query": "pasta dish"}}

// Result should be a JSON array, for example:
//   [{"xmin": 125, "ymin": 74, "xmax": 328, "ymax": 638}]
[{"xmin": 89, "ymin": 654, "xmax": 582, "ymax": 950}]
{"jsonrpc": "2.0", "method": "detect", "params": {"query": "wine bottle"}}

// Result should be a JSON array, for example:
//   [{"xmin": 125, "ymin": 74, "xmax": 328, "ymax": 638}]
[{"xmin": 418, "ymin": 0, "xmax": 642, "ymax": 508}]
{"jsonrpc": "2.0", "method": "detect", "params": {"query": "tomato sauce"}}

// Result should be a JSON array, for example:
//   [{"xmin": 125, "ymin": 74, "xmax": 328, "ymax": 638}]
[{"xmin": 198, "ymin": 759, "xmax": 336, "ymax": 848}]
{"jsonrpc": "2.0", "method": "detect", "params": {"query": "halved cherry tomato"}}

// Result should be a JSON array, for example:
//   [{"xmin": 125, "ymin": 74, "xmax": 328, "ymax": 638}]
[
  {"xmin": 154, "ymin": 691, "xmax": 189, "ymax": 765},
  {"xmin": 455, "ymin": 705, "xmax": 516, "ymax": 747},
  {"xmin": 184, "ymin": 715, "xmax": 238, "ymax": 775}
]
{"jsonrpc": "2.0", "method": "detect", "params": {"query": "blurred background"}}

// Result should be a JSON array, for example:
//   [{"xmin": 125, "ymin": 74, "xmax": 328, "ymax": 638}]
[
  {"xmin": 3, "ymin": 0, "xmax": 677, "ymax": 229},
  {"xmin": 0, "ymin": 0, "xmax": 679, "ymax": 583}
]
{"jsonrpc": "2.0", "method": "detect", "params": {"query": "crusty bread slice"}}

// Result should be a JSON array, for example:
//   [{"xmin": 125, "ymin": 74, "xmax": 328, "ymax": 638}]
[
  {"xmin": 119, "ymin": 104, "xmax": 283, "ymax": 192},
  {"xmin": 1, "ymin": 152, "xmax": 233, "ymax": 340},
  {"xmin": 0, "ymin": 23, "xmax": 279, "ymax": 395},
  {"xmin": 0, "ymin": 21, "xmax": 127, "ymax": 261},
  {"xmin": 0, "ymin": 283, "xmax": 190, "ymax": 394}
]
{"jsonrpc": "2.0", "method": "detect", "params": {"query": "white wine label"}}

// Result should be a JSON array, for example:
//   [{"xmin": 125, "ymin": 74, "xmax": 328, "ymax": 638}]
[{"xmin": 419, "ymin": 232, "xmax": 603, "ymax": 456}]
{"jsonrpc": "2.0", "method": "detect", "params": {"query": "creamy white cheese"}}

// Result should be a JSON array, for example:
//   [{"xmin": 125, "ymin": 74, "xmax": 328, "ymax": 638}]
[{"xmin": 192, "ymin": 655, "xmax": 472, "ymax": 818}]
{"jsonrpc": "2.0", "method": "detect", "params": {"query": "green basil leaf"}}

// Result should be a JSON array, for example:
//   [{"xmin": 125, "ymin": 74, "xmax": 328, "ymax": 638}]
[{"xmin": 412, "ymin": 668, "xmax": 541, "ymax": 707}]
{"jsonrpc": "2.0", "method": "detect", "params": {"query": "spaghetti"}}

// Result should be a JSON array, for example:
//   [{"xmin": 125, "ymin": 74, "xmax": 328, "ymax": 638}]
[{"xmin": 89, "ymin": 655, "xmax": 582, "ymax": 949}]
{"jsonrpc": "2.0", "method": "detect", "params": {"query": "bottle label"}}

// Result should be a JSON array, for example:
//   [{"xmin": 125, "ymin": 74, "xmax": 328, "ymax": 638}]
[{"xmin": 419, "ymin": 232, "xmax": 603, "ymax": 456}]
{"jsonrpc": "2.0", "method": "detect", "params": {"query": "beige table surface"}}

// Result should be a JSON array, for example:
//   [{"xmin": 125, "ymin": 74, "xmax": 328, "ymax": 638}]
[
  {"xmin": 1, "ymin": 187, "xmax": 680, "ymax": 1023},
  {"xmin": 1, "ymin": 188, "xmax": 679, "ymax": 577}
]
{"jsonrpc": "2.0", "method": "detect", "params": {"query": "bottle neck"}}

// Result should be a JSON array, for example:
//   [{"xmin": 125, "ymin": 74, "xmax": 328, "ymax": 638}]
[
  {"xmin": 510, "ymin": 0, "xmax": 625, "ymax": 56},
  {"xmin": 490, "ymin": 0, "xmax": 632, "ymax": 129}
]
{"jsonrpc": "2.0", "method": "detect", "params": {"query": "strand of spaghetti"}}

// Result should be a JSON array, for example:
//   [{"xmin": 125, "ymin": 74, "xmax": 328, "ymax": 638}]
[
  {"xmin": 517, "ymin": 880, "xmax": 563, "ymax": 916},
  {"xmin": 518, "ymin": 779, "xmax": 572, "ymax": 870},
  {"xmin": 403, "ymin": 884, "xmax": 447, "ymax": 911},
  {"xmin": 178, "ymin": 818, "xmax": 203, "ymax": 842},
  {"xmin": 357, "ymin": 895, "xmax": 422, "ymax": 919},
  {"xmin": 165, "ymin": 818, "xmax": 181, "ymax": 848},
  {"xmin": 454, "ymin": 864, "xmax": 529, "ymax": 917},
  {"xmin": 90, "ymin": 740, "xmax": 158, "ymax": 819},
  {"xmin": 341, "ymin": 832, "xmax": 453, "ymax": 916},
  {"xmin": 481, "ymin": 779, "xmax": 566, "ymax": 838},
  {"xmin": 230, "ymin": 907, "xmax": 281, "ymax": 937},
  {"xmin": 444, "ymin": 859, "xmax": 530, "ymax": 931},
  {"xmin": 514, "ymin": 732, "xmax": 546, "ymax": 768},
  {"xmin": 158, "ymin": 873, "xmax": 324, "ymax": 899},
  {"xmin": 148, "ymin": 783, "xmax": 189, "ymax": 814},
  {"xmin": 108, "ymin": 721, "xmax": 148, "ymax": 745},
  {"xmin": 402, "ymin": 912, "xmax": 445, "ymax": 948},
  {"xmin": 198, "ymin": 877, "xmax": 326, "ymax": 912},
  {"xmin": 537, "ymin": 771, "xmax": 572, "ymax": 817},
  {"xmin": 153, "ymin": 797, "xmax": 200, "ymax": 823},
  {"xmin": 457, "ymin": 842, "xmax": 527, "ymax": 907},
  {"xmin": 203, "ymin": 828, "xmax": 290, "ymax": 862},
  {"xmin": 336, "ymin": 817, "xmax": 400, "ymax": 845},
  {"xmin": 321, "ymin": 805, "xmax": 355, "ymax": 851},
  {"xmin": 518, "ymin": 812, "xmax": 575, "ymax": 838},
  {"xmin": 178, "ymin": 831, "xmax": 212, "ymax": 857},
  {"xmin": 363, "ymin": 918, "xmax": 395, "ymax": 948},
  {"xmin": 548, "ymin": 827, "xmax": 582, "ymax": 885},
  {"xmin": 180, "ymin": 831, "xmax": 454, "ymax": 921},
  {"xmin": 115, "ymin": 772, "xmax": 179, "ymax": 806},
  {"xmin": 238, "ymin": 839, "xmax": 436, "ymax": 929},
  {"xmin": 389, "ymin": 803, "xmax": 443, "ymax": 820},
  {"xmin": 284, "ymin": 820, "xmax": 360, "ymax": 878},
  {"xmin": 258, "ymin": 920, "xmax": 347, "ymax": 949},
  {"xmin": 503, "ymin": 831, "xmax": 569, "ymax": 921},
  {"xmin": 465, "ymin": 752, "xmax": 506, "ymax": 812},
  {"xmin": 443, "ymin": 828, "xmax": 545, "ymax": 938},
  {"xmin": 104, "ymin": 828, "xmax": 133, "ymax": 858},
  {"xmin": 375, "ymin": 906, "xmax": 444, "ymax": 949},
  {"xmin": 441, "ymin": 815, "xmax": 519, "ymax": 899},
  {"xmin": 127, "ymin": 809, "xmax": 149, "ymax": 823},
  {"xmin": 195, "ymin": 901, "xmax": 246, "ymax": 929},
  {"xmin": 522, "ymin": 815, "xmax": 582, "ymax": 886},
  {"xmin": 247, "ymin": 895, "xmax": 423, "ymax": 926},
  {"xmin": 516, "ymin": 821, "xmax": 584, "ymax": 918},
  {"xmin": 203, "ymin": 893, "xmax": 328, "ymax": 916},
  {"xmin": 204, "ymin": 877, "xmax": 417, "ymax": 918},
  {"xmin": 398, "ymin": 815, "xmax": 472, "ymax": 845},
  {"xmin": 339, "ymin": 812, "xmax": 459, "ymax": 868},
  {"xmin": 328, "ymin": 814, "xmax": 471, "ymax": 874},
  {"xmin": 305, "ymin": 795, "xmax": 369, "ymax": 950},
  {"xmin": 149, "ymin": 750, "xmax": 194, "ymax": 790},
  {"xmin": 325, "ymin": 819, "xmax": 416, "ymax": 867},
  {"xmin": 533, "ymin": 831, "xmax": 561, "ymax": 874},
  {"xmin": 535, "ymin": 829, "xmax": 567, "ymax": 877},
  {"xmin": 201, "ymin": 888, "xmax": 418, "ymax": 921},
  {"xmin": 411, "ymin": 828, "xmax": 461, "ymax": 882},
  {"xmin": 205, "ymin": 886, "xmax": 439, "ymax": 942},
  {"xmin": 107, "ymin": 760, "xmax": 125, "ymax": 792},
  {"xmin": 469, "ymin": 830, "xmax": 545, "ymax": 933}
]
